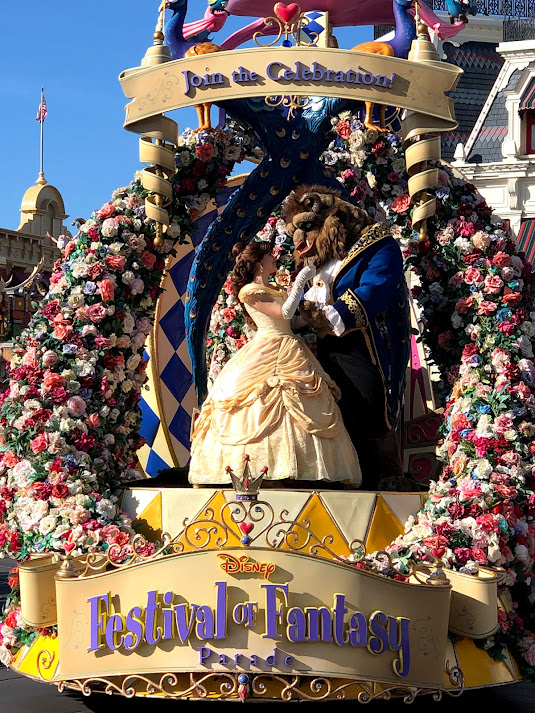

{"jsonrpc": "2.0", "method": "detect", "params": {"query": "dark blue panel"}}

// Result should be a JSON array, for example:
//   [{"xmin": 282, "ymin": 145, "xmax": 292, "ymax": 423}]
[
  {"xmin": 139, "ymin": 399, "xmax": 160, "ymax": 448},
  {"xmin": 161, "ymin": 352, "xmax": 193, "ymax": 405},
  {"xmin": 159, "ymin": 299, "xmax": 185, "ymax": 351},
  {"xmin": 145, "ymin": 449, "xmax": 173, "ymax": 478},
  {"xmin": 169, "ymin": 249, "xmax": 196, "ymax": 296},
  {"xmin": 169, "ymin": 404, "xmax": 192, "ymax": 454}
]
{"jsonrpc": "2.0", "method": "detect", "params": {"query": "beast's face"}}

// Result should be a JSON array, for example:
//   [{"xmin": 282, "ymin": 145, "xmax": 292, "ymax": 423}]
[
  {"xmin": 283, "ymin": 187, "xmax": 375, "ymax": 268},
  {"xmin": 285, "ymin": 211, "xmax": 323, "ymax": 261}
]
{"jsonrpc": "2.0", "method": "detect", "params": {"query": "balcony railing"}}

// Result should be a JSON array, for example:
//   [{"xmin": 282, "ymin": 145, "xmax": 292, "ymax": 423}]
[
  {"xmin": 429, "ymin": 0, "xmax": 533, "ymax": 15},
  {"xmin": 503, "ymin": 15, "xmax": 535, "ymax": 38}
]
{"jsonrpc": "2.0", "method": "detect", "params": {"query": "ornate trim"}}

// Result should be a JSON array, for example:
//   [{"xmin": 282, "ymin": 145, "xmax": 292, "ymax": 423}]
[
  {"xmin": 57, "ymin": 665, "xmax": 464, "ymax": 701},
  {"xmin": 335, "ymin": 223, "xmax": 390, "ymax": 281},
  {"xmin": 340, "ymin": 290, "xmax": 368, "ymax": 329},
  {"xmin": 77, "ymin": 496, "xmax": 393, "ymax": 576}
]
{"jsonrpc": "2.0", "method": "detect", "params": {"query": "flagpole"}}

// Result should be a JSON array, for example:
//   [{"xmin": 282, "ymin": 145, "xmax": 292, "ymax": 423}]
[{"xmin": 38, "ymin": 87, "xmax": 46, "ymax": 185}]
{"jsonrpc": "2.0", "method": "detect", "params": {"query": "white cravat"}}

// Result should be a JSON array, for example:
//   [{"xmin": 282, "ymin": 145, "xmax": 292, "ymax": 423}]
[{"xmin": 304, "ymin": 259, "xmax": 345, "ymax": 336}]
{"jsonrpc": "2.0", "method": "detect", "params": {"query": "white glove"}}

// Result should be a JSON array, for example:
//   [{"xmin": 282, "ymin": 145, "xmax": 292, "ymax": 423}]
[{"xmin": 281, "ymin": 265, "xmax": 317, "ymax": 319}]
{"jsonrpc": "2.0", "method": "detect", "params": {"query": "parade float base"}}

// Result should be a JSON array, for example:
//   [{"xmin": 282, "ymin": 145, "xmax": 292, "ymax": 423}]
[{"xmin": 10, "ymin": 488, "xmax": 523, "ymax": 702}]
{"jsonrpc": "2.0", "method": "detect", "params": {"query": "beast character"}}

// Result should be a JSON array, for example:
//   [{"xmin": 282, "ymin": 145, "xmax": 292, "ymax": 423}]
[{"xmin": 283, "ymin": 185, "xmax": 411, "ymax": 489}]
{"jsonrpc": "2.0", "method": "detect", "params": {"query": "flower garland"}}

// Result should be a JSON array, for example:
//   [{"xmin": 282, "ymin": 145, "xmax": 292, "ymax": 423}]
[
  {"xmin": 0, "ymin": 124, "xmax": 252, "ymax": 665},
  {"xmin": 330, "ymin": 115, "xmax": 535, "ymax": 673}
]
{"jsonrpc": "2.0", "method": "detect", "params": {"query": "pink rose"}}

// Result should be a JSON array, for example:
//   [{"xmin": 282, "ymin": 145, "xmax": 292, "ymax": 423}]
[
  {"xmin": 87, "ymin": 413, "xmax": 100, "ymax": 429},
  {"xmin": 493, "ymin": 251, "xmax": 511, "ymax": 268},
  {"xmin": 42, "ymin": 350, "xmax": 59, "ymax": 367},
  {"xmin": 53, "ymin": 322, "xmax": 73, "ymax": 340},
  {"xmin": 221, "ymin": 307, "xmax": 236, "ymax": 323},
  {"xmin": 455, "ymin": 296, "xmax": 473, "ymax": 314},
  {"xmin": 67, "ymin": 396, "xmax": 87, "ymax": 417},
  {"xmin": 98, "ymin": 202, "xmax": 115, "ymax": 219},
  {"xmin": 105, "ymin": 255, "xmax": 126, "ymax": 271},
  {"xmin": 30, "ymin": 432, "xmax": 49, "ymax": 454},
  {"xmin": 484, "ymin": 275, "xmax": 504, "ymax": 294},
  {"xmin": 478, "ymin": 300, "xmax": 497, "ymax": 315},
  {"xmin": 87, "ymin": 304, "xmax": 108, "ymax": 323},
  {"xmin": 391, "ymin": 194, "xmax": 411, "ymax": 214},
  {"xmin": 464, "ymin": 267, "xmax": 482, "ymax": 285},
  {"xmin": 493, "ymin": 414, "xmax": 513, "ymax": 434},
  {"xmin": 497, "ymin": 321, "xmax": 516, "ymax": 335}
]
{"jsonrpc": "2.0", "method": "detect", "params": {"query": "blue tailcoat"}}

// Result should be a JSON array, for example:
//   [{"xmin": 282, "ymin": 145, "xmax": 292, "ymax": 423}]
[{"xmin": 328, "ymin": 224, "xmax": 410, "ymax": 428}]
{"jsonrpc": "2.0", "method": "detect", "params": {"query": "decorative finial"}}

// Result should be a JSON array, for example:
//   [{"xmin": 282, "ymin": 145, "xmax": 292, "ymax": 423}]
[
  {"xmin": 426, "ymin": 549, "xmax": 450, "ymax": 586},
  {"xmin": 140, "ymin": 1, "xmax": 172, "ymax": 67},
  {"xmin": 226, "ymin": 455, "xmax": 267, "ymax": 501},
  {"xmin": 55, "ymin": 542, "xmax": 78, "ymax": 580},
  {"xmin": 36, "ymin": 171, "xmax": 46, "ymax": 186}
]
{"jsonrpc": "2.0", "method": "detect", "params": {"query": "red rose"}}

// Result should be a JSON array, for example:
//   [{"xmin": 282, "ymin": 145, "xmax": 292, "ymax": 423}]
[
  {"xmin": 52, "ymin": 483, "xmax": 69, "ymax": 499},
  {"xmin": 139, "ymin": 251, "xmax": 157, "ymax": 269},
  {"xmin": 97, "ymin": 279, "xmax": 115, "ymax": 302}
]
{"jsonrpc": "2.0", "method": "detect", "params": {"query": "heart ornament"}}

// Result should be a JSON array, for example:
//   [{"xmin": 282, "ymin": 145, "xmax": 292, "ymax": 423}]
[
  {"xmin": 240, "ymin": 522, "xmax": 254, "ymax": 535},
  {"xmin": 274, "ymin": 2, "xmax": 300, "ymax": 24},
  {"xmin": 64, "ymin": 541, "xmax": 76, "ymax": 554}
]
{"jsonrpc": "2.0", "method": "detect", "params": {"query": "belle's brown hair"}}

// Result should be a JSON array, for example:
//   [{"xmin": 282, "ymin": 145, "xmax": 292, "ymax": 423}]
[{"xmin": 230, "ymin": 240, "xmax": 274, "ymax": 299}]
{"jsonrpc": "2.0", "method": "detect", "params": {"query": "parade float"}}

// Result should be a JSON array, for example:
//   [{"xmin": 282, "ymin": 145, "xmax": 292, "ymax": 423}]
[{"xmin": 0, "ymin": 0, "xmax": 534, "ymax": 703}]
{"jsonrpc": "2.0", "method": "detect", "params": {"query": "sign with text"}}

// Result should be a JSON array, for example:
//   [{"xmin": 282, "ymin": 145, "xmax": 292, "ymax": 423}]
[
  {"xmin": 56, "ymin": 548, "xmax": 451, "ymax": 688},
  {"xmin": 120, "ymin": 46, "xmax": 461, "ymax": 130}
]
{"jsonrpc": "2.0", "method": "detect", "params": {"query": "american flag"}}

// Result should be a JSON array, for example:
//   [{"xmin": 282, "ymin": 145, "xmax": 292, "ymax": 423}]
[{"xmin": 36, "ymin": 92, "xmax": 47, "ymax": 123}]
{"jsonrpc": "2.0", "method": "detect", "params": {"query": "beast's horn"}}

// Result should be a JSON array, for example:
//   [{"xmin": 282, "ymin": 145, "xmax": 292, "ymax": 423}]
[{"xmin": 297, "ymin": 191, "xmax": 336, "ymax": 213}]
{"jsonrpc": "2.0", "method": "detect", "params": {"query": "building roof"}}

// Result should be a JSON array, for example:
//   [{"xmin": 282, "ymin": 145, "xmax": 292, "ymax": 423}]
[
  {"xmin": 467, "ymin": 66, "xmax": 523, "ymax": 164},
  {"xmin": 441, "ymin": 41, "xmax": 505, "ymax": 162}
]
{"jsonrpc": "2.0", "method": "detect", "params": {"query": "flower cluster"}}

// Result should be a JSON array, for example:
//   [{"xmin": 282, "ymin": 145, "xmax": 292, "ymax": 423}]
[
  {"xmin": 206, "ymin": 215, "xmax": 299, "ymax": 380},
  {"xmin": 0, "ymin": 124, "xmax": 251, "ymax": 665},
  {"xmin": 328, "ymin": 114, "xmax": 535, "ymax": 673}
]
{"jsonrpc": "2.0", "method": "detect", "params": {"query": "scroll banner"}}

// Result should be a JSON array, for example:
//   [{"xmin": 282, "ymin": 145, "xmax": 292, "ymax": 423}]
[
  {"xmin": 119, "ymin": 46, "xmax": 462, "ymax": 130},
  {"xmin": 56, "ymin": 549, "xmax": 451, "ymax": 690}
]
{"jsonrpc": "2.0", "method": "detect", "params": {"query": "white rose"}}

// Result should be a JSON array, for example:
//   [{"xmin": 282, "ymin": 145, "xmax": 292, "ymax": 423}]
[
  {"xmin": 101, "ymin": 219, "xmax": 118, "ymax": 238},
  {"xmin": 39, "ymin": 515, "xmax": 57, "ymax": 536},
  {"xmin": 71, "ymin": 262, "xmax": 89, "ymax": 278}
]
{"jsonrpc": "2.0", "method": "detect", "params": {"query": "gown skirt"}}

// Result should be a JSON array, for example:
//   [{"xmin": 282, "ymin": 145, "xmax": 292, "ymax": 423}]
[{"xmin": 188, "ymin": 293, "xmax": 361, "ymax": 486}]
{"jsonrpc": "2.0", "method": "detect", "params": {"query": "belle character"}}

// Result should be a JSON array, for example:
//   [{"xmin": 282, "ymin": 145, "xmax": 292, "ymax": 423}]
[{"xmin": 188, "ymin": 239, "xmax": 361, "ymax": 487}]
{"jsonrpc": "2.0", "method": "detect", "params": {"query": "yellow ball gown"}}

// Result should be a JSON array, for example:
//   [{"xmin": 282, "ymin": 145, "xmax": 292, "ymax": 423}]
[{"xmin": 188, "ymin": 283, "xmax": 362, "ymax": 485}]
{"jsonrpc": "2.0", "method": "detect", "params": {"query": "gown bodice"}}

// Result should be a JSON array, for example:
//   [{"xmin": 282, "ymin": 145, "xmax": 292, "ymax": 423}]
[{"xmin": 239, "ymin": 284, "xmax": 294, "ymax": 338}]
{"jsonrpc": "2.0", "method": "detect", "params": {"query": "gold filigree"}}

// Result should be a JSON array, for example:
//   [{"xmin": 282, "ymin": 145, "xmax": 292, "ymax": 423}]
[
  {"xmin": 265, "ymin": 94, "xmax": 312, "ymax": 118},
  {"xmin": 36, "ymin": 648, "xmax": 56, "ymax": 680},
  {"xmin": 76, "ymin": 496, "xmax": 381, "ymax": 577},
  {"xmin": 253, "ymin": 7, "xmax": 319, "ymax": 48},
  {"xmin": 57, "ymin": 669, "xmax": 463, "ymax": 701},
  {"xmin": 340, "ymin": 291, "xmax": 368, "ymax": 329}
]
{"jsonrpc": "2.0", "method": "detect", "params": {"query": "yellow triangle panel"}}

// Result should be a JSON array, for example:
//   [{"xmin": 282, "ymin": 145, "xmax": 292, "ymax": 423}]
[
  {"xmin": 365, "ymin": 496, "xmax": 405, "ymax": 555},
  {"xmin": 134, "ymin": 491, "xmax": 162, "ymax": 543},
  {"xmin": 280, "ymin": 492, "xmax": 351, "ymax": 560},
  {"xmin": 175, "ymin": 490, "xmax": 242, "ymax": 552},
  {"xmin": 452, "ymin": 637, "xmax": 522, "ymax": 688},
  {"xmin": 16, "ymin": 633, "xmax": 59, "ymax": 681}
]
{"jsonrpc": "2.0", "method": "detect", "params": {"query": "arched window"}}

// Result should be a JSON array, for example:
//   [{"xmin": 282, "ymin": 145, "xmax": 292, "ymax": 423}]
[{"xmin": 45, "ymin": 202, "xmax": 55, "ymax": 236}]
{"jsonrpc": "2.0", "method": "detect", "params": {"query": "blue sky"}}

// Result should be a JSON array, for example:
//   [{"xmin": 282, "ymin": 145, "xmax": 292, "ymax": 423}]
[{"xmin": 0, "ymin": 1, "xmax": 370, "ymax": 232}]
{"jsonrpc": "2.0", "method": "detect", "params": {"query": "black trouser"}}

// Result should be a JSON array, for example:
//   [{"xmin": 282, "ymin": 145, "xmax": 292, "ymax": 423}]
[{"xmin": 317, "ymin": 331, "xmax": 403, "ymax": 489}]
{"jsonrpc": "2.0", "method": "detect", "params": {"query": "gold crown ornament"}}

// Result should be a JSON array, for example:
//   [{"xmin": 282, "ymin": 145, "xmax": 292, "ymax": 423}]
[{"xmin": 226, "ymin": 455, "xmax": 267, "ymax": 501}]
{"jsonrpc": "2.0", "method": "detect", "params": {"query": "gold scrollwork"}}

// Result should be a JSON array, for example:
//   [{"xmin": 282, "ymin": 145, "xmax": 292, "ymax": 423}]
[
  {"xmin": 37, "ymin": 648, "xmax": 56, "ymax": 680},
  {"xmin": 57, "ymin": 670, "xmax": 463, "ymax": 701},
  {"xmin": 265, "ymin": 94, "xmax": 312, "ymax": 118},
  {"xmin": 75, "ymin": 495, "xmax": 392, "ymax": 578},
  {"xmin": 253, "ymin": 8, "xmax": 319, "ymax": 48}
]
